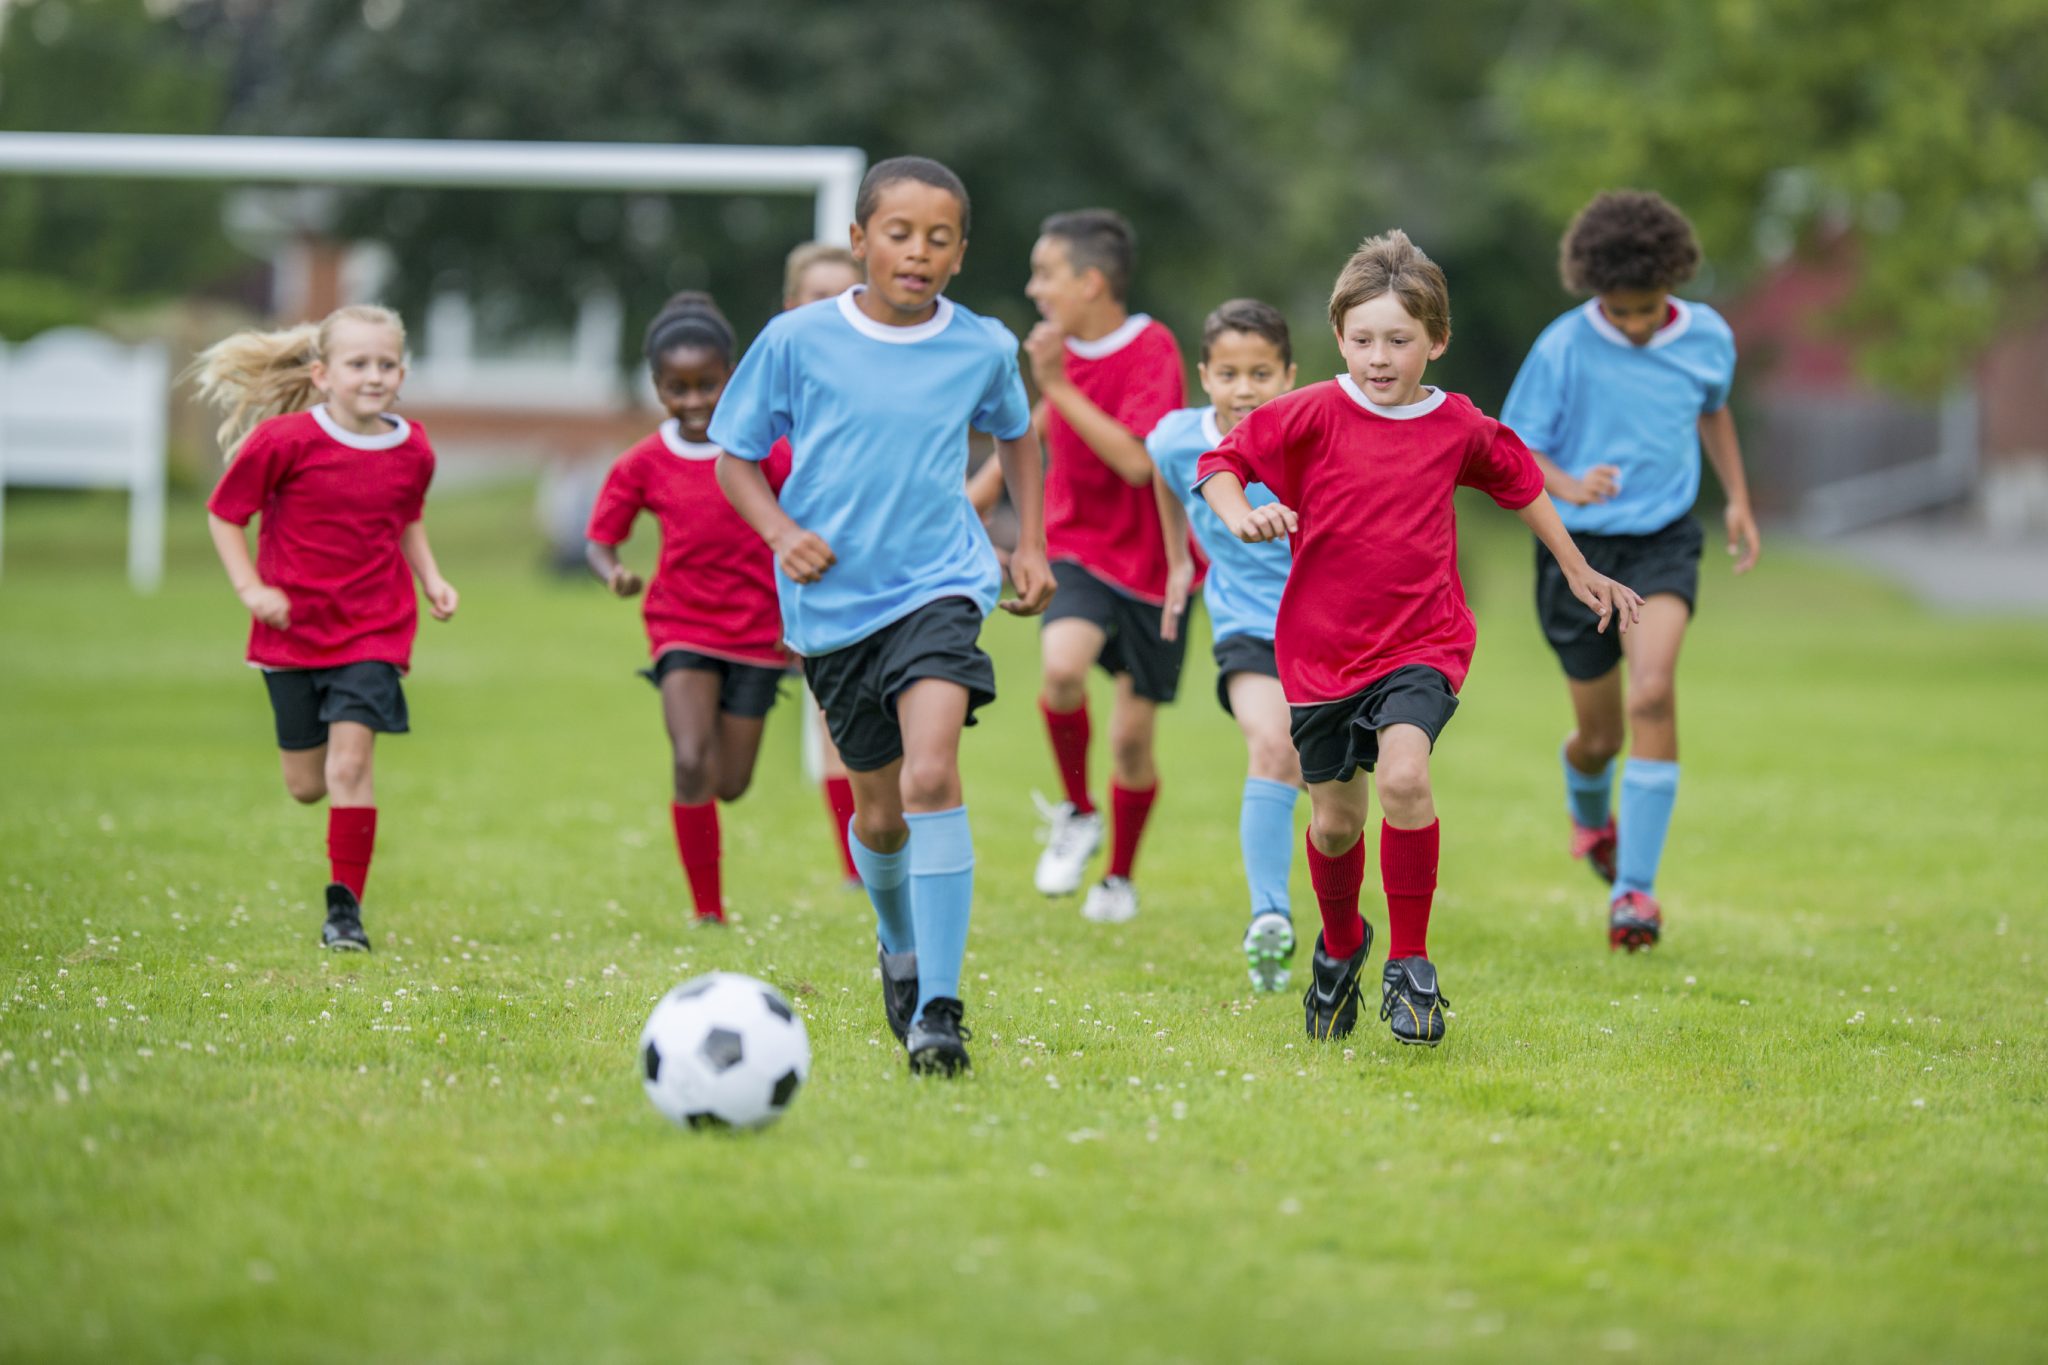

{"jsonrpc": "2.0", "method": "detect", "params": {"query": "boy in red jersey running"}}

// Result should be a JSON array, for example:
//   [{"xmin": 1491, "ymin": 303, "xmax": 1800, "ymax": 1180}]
[
  {"xmin": 1198, "ymin": 231, "xmax": 1640, "ymax": 1047},
  {"xmin": 1025, "ymin": 209, "xmax": 1194, "ymax": 924}
]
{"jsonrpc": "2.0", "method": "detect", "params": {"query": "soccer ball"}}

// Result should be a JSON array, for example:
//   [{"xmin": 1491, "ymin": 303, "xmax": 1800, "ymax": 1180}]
[{"xmin": 639, "ymin": 972, "xmax": 810, "ymax": 1130}]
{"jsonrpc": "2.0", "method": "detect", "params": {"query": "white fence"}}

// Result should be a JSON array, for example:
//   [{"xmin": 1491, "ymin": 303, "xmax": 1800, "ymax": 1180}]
[{"xmin": 0, "ymin": 328, "xmax": 169, "ymax": 591}]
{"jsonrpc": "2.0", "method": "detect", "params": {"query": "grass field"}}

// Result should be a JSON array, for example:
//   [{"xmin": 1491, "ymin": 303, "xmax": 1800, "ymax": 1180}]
[{"xmin": 3, "ymin": 481, "xmax": 2045, "ymax": 1364}]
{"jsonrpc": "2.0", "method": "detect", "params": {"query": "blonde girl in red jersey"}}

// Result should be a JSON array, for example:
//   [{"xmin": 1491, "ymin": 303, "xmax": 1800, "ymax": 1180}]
[{"xmin": 197, "ymin": 304, "xmax": 458, "ymax": 952}]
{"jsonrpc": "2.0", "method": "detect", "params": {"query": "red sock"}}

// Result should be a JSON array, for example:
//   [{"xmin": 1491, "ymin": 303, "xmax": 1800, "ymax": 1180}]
[
  {"xmin": 1306, "ymin": 829, "xmax": 1367, "ymax": 959},
  {"xmin": 1107, "ymin": 781, "xmax": 1158, "ymax": 880},
  {"xmin": 1040, "ymin": 698, "xmax": 1095, "ymax": 814},
  {"xmin": 327, "ymin": 806, "xmax": 377, "ymax": 899},
  {"xmin": 1382, "ymin": 819, "xmax": 1440, "ymax": 960},
  {"xmin": 671, "ymin": 801, "xmax": 723, "ymax": 921},
  {"xmin": 824, "ymin": 777, "xmax": 859, "ymax": 882}
]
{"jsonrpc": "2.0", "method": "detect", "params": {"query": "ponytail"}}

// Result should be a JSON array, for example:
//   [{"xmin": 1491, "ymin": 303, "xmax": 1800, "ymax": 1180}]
[{"xmin": 191, "ymin": 304, "xmax": 407, "ymax": 458}]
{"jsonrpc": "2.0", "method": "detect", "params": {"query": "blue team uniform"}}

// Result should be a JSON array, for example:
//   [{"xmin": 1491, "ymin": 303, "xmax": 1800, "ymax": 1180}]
[{"xmin": 1147, "ymin": 405, "xmax": 1289, "ymax": 645}]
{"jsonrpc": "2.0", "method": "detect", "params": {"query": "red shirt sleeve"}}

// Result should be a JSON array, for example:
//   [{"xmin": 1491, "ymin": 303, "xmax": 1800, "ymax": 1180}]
[
  {"xmin": 586, "ymin": 449, "xmax": 647, "ymax": 545},
  {"xmin": 1460, "ymin": 417, "xmax": 1546, "ymax": 510},
  {"xmin": 1116, "ymin": 329, "xmax": 1188, "ymax": 440},
  {"xmin": 763, "ymin": 437, "xmax": 794, "ymax": 497},
  {"xmin": 1195, "ymin": 401, "xmax": 1287, "ymax": 502},
  {"xmin": 205, "ymin": 425, "xmax": 286, "ymax": 526}
]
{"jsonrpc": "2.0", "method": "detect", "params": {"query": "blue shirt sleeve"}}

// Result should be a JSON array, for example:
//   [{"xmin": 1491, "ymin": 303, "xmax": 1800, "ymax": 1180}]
[
  {"xmin": 1145, "ymin": 416, "xmax": 1196, "ymax": 510},
  {"xmin": 971, "ymin": 328, "xmax": 1032, "ymax": 441},
  {"xmin": 1700, "ymin": 322, "xmax": 1737, "ymax": 413},
  {"xmin": 706, "ymin": 321, "xmax": 792, "ymax": 461},
  {"xmin": 1500, "ymin": 328, "xmax": 1568, "ymax": 455}
]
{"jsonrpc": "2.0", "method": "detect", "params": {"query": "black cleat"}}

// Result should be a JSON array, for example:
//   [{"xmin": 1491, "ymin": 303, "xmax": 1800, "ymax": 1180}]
[
  {"xmin": 1381, "ymin": 956, "xmax": 1447, "ymax": 1046},
  {"xmin": 321, "ymin": 883, "xmax": 371, "ymax": 952},
  {"xmin": 878, "ymin": 944, "xmax": 919, "ymax": 1043},
  {"xmin": 1302, "ymin": 925, "xmax": 1372, "ymax": 1041},
  {"xmin": 906, "ymin": 997, "xmax": 972, "ymax": 1075}
]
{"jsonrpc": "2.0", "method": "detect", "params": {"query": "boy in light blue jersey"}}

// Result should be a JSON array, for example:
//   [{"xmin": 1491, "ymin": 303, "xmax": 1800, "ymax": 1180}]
[
  {"xmin": 1501, "ymin": 190, "xmax": 1761, "ymax": 952},
  {"xmin": 1150, "ymin": 300, "xmax": 1303, "ymax": 992},
  {"xmin": 713, "ymin": 157, "xmax": 1055, "ymax": 1074}
]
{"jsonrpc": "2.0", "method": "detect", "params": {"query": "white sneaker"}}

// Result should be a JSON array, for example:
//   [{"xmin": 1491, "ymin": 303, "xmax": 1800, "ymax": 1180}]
[
  {"xmin": 1081, "ymin": 875, "xmax": 1139, "ymax": 924},
  {"xmin": 1242, "ymin": 911, "xmax": 1297, "ymax": 992},
  {"xmin": 1032, "ymin": 791, "xmax": 1101, "ymax": 896}
]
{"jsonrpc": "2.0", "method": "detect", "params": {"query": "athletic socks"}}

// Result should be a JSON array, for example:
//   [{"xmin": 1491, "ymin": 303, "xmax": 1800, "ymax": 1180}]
[
  {"xmin": 849, "ymin": 826, "xmax": 914, "ymax": 955},
  {"xmin": 1240, "ymin": 778, "xmax": 1299, "ymax": 918},
  {"xmin": 1563, "ymin": 743, "xmax": 1615, "ymax": 830},
  {"xmin": 327, "ymin": 806, "xmax": 376, "ymax": 899},
  {"xmin": 1107, "ymin": 781, "xmax": 1158, "ymax": 880},
  {"xmin": 824, "ymin": 776, "xmax": 860, "ymax": 882},
  {"xmin": 905, "ymin": 806, "xmax": 974, "ymax": 1016},
  {"xmin": 1615, "ymin": 758, "xmax": 1680, "ymax": 899},
  {"xmin": 1040, "ymin": 699, "xmax": 1095, "ymax": 814},
  {"xmin": 670, "ymin": 802, "xmax": 723, "ymax": 921},
  {"xmin": 1381, "ymin": 819, "xmax": 1440, "ymax": 961},
  {"xmin": 1306, "ymin": 830, "xmax": 1367, "ymax": 960}
]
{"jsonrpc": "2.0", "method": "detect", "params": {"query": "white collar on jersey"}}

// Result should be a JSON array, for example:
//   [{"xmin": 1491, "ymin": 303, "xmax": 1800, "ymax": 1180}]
[
  {"xmin": 836, "ymin": 285, "xmax": 956, "ymax": 344},
  {"xmin": 1335, "ymin": 376, "xmax": 1447, "ymax": 419},
  {"xmin": 1064, "ymin": 313, "xmax": 1151, "ymax": 360},
  {"xmin": 1199, "ymin": 406, "xmax": 1224, "ymax": 449},
  {"xmin": 1582, "ymin": 297, "xmax": 1694, "ymax": 350},
  {"xmin": 659, "ymin": 420, "xmax": 721, "ymax": 460},
  {"xmin": 311, "ymin": 403, "xmax": 410, "ymax": 449}
]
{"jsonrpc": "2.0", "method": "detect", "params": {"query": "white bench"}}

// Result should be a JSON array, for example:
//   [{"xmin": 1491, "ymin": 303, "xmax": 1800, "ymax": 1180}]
[{"xmin": 0, "ymin": 328, "xmax": 169, "ymax": 590}]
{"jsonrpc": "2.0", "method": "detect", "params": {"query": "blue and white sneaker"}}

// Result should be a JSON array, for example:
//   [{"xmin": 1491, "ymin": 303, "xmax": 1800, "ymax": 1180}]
[{"xmin": 1242, "ymin": 912, "xmax": 1296, "ymax": 992}]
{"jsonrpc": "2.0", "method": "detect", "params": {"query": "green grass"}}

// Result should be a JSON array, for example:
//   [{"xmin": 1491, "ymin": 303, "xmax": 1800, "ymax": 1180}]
[{"xmin": 3, "ymin": 483, "xmax": 2045, "ymax": 1364}]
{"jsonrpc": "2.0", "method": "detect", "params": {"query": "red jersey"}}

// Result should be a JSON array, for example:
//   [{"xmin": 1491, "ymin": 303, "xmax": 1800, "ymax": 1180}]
[
  {"xmin": 1042, "ymin": 314, "xmax": 1192, "ymax": 603},
  {"xmin": 586, "ymin": 422, "xmax": 791, "ymax": 667},
  {"xmin": 206, "ymin": 406, "xmax": 435, "ymax": 672},
  {"xmin": 1196, "ymin": 380, "xmax": 1545, "ymax": 703}
]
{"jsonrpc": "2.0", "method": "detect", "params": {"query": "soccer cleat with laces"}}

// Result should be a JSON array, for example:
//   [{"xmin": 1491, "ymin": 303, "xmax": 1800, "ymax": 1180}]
[
  {"xmin": 1080, "ymin": 875, "xmax": 1138, "ymax": 924},
  {"xmin": 1302, "ymin": 924, "xmax": 1372, "ymax": 1041},
  {"xmin": 877, "ymin": 944, "xmax": 919, "ymax": 1043},
  {"xmin": 1380, "ymin": 956, "xmax": 1447, "ymax": 1046},
  {"xmin": 1609, "ymin": 890, "xmax": 1662, "ymax": 952},
  {"xmin": 321, "ymin": 883, "xmax": 371, "ymax": 952},
  {"xmin": 906, "ymin": 997, "xmax": 972, "ymax": 1075},
  {"xmin": 1032, "ymin": 791, "xmax": 1102, "ymax": 896},
  {"xmin": 1242, "ymin": 912, "xmax": 1296, "ymax": 992},
  {"xmin": 1570, "ymin": 816, "xmax": 1618, "ymax": 885}
]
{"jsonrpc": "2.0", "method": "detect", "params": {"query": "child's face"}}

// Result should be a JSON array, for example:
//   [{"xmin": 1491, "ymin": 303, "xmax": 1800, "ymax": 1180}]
[
  {"xmin": 849, "ymin": 181, "xmax": 967, "ymax": 322},
  {"xmin": 1025, "ymin": 236, "xmax": 1101, "ymax": 334},
  {"xmin": 1198, "ymin": 330, "xmax": 1296, "ymax": 436},
  {"xmin": 1335, "ymin": 293, "xmax": 1446, "ymax": 408},
  {"xmin": 653, "ymin": 344, "xmax": 730, "ymax": 442},
  {"xmin": 786, "ymin": 260, "xmax": 861, "ymax": 310},
  {"xmin": 1596, "ymin": 287, "xmax": 1672, "ymax": 346},
  {"xmin": 312, "ymin": 320, "xmax": 406, "ymax": 424}
]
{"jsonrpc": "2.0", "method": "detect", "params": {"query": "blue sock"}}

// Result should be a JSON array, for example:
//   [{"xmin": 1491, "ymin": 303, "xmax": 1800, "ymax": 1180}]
[
  {"xmin": 1615, "ymin": 759, "xmax": 1680, "ymax": 898},
  {"xmin": 1240, "ymin": 777, "xmax": 1300, "ymax": 919},
  {"xmin": 848, "ymin": 824, "xmax": 914, "ymax": 955},
  {"xmin": 906, "ymin": 806, "xmax": 974, "ymax": 1016},
  {"xmin": 1563, "ymin": 743, "xmax": 1615, "ymax": 829}
]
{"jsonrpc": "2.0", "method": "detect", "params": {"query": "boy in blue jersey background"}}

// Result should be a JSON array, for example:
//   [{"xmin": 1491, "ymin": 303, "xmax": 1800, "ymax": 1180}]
[
  {"xmin": 713, "ymin": 156, "xmax": 1055, "ymax": 1074},
  {"xmin": 1501, "ymin": 190, "xmax": 1761, "ymax": 952},
  {"xmin": 1150, "ymin": 299, "xmax": 1303, "ymax": 992}
]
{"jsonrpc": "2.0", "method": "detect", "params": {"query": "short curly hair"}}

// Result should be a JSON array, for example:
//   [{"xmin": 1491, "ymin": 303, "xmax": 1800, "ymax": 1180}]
[{"xmin": 1559, "ymin": 191, "xmax": 1701, "ymax": 295}]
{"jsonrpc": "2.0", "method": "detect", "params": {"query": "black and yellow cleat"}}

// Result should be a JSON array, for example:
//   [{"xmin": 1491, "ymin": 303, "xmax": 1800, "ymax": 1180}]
[
  {"xmin": 1302, "ymin": 925, "xmax": 1372, "ymax": 1041},
  {"xmin": 1380, "ymin": 956, "xmax": 1446, "ymax": 1046}
]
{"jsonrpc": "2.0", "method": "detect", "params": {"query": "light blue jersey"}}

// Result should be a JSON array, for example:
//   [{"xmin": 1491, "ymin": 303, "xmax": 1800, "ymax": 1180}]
[
  {"xmin": 709, "ymin": 288, "xmax": 1032, "ymax": 656},
  {"xmin": 1149, "ymin": 405, "xmax": 1289, "ymax": 645},
  {"xmin": 1501, "ymin": 298, "xmax": 1736, "ymax": 535}
]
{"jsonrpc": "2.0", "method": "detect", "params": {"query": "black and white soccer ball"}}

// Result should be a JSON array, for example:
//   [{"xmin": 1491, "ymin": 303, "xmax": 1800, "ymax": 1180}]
[{"xmin": 639, "ymin": 972, "xmax": 810, "ymax": 1131}]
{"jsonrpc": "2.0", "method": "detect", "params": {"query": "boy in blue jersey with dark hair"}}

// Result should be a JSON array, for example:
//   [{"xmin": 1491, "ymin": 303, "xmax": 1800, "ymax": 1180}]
[
  {"xmin": 713, "ymin": 156, "xmax": 1055, "ymax": 1074},
  {"xmin": 1502, "ymin": 189, "xmax": 1761, "ymax": 952},
  {"xmin": 1150, "ymin": 299, "xmax": 1302, "ymax": 991}
]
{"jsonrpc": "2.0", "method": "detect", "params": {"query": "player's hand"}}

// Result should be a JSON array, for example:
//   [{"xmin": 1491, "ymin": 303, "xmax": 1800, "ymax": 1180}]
[
  {"xmin": 1160, "ymin": 557, "xmax": 1195, "ymax": 643},
  {"xmin": 424, "ymin": 577, "xmax": 460, "ymax": 621},
  {"xmin": 1577, "ymin": 464, "xmax": 1621, "ymax": 504},
  {"xmin": 1023, "ymin": 323, "xmax": 1069, "ymax": 393},
  {"xmin": 772, "ymin": 527, "xmax": 836, "ymax": 584},
  {"xmin": 607, "ymin": 564, "xmax": 644, "ymax": 598},
  {"xmin": 1000, "ymin": 544, "xmax": 1056, "ymax": 616},
  {"xmin": 1725, "ymin": 498, "xmax": 1761, "ymax": 575},
  {"xmin": 1231, "ymin": 502, "xmax": 1298, "ymax": 543},
  {"xmin": 240, "ymin": 583, "xmax": 291, "ymax": 630},
  {"xmin": 1571, "ymin": 570, "xmax": 1643, "ymax": 635}
]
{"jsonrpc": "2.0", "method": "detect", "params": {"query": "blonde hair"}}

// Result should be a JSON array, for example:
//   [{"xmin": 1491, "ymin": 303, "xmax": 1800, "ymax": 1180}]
[
  {"xmin": 781, "ymin": 242, "xmax": 861, "ymax": 303},
  {"xmin": 191, "ymin": 304, "xmax": 407, "ymax": 457},
  {"xmin": 1327, "ymin": 229, "xmax": 1451, "ymax": 344}
]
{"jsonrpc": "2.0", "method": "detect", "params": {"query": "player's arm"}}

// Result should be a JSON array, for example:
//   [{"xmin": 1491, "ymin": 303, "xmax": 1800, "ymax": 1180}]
[
  {"xmin": 1530, "ymin": 448, "xmax": 1619, "ymax": 506},
  {"xmin": 1023, "ymin": 323, "xmax": 1154, "ymax": 486},
  {"xmin": 994, "ymin": 428, "xmax": 1054, "ymax": 615},
  {"xmin": 399, "ymin": 520, "xmax": 459, "ymax": 621},
  {"xmin": 716, "ymin": 453, "xmax": 834, "ymax": 583},
  {"xmin": 1699, "ymin": 406, "xmax": 1760, "ymax": 574},
  {"xmin": 1197, "ymin": 473, "xmax": 1296, "ymax": 544},
  {"xmin": 584, "ymin": 540, "xmax": 642, "ymax": 598},
  {"xmin": 207, "ymin": 512, "xmax": 290, "ymax": 630},
  {"xmin": 1153, "ymin": 474, "xmax": 1195, "ymax": 643},
  {"xmin": 966, "ymin": 454, "xmax": 1007, "ymax": 516},
  {"xmin": 1514, "ymin": 493, "xmax": 1643, "ymax": 634}
]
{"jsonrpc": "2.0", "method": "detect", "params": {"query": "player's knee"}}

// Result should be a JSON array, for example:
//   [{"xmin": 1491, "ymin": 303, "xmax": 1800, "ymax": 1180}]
[
  {"xmin": 1109, "ymin": 726, "xmax": 1153, "ymax": 779},
  {"xmin": 670, "ymin": 746, "xmax": 716, "ymax": 804},
  {"xmin": 853, "ymin": 808, "xmax": 907, "ymax": 852},
  {"xmin": 284, "ymin": 773, "xmax": 327, "ymax": 804},
  {"xmin": 1627, "ymin": 676, "xmax": 1675, "ymax": 729},
  {"xmin": 1308, "ymin": 808, "xmax": 1361, "ymax": 855},
  {"xmin": 323, "ymin": 750, "xmax": 370, "ymax": 796},
  {"xmin": 1375, "ymin": 756, "xmax": 1432, "ymax": 818},
  {"xmin": 898, "ymin": 753, "xmax": 959, "ymax": 809},
  {"xmin": 714, "ymin": 771, "xmax": 753, "ymax": 804},
  {"xmin": 1247, "ymin": 730, "xmax": 1298, "ymax": 781},
  {"xmin": 1040, "ymin": 672, "xmax": 1087, "ymax": 713},
  {"xmin": 1576, "ymin": 727, "xmax": 1624, "ymax": 767}
]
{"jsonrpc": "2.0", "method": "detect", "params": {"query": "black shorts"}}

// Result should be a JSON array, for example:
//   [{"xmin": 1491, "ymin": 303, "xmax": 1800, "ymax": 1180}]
[
  {"xmin": 1041, "ymin": 560, "xmax": 1187, "ymax": 703},
  {"xmin": 264, "ymin": 662, "xmax": 408, "ymax": 751},
  {"xmin": 1537, "ymin": 514, "xmax": 1702, "ymax": 680},
  {"xmin": 1288, "ymin": 665, "xmax": 1459, "ymax": 785},
  {"xmin": 641, "ymin": 649, "xmax": 786, "ymax": 719},
  {"xmin": 801, "ymin": 597, "xmax": 997, "ymax": 773},
  {"xmin": 1212, "ymin": 633, "xmax": 1279, "ymax": 717}
]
